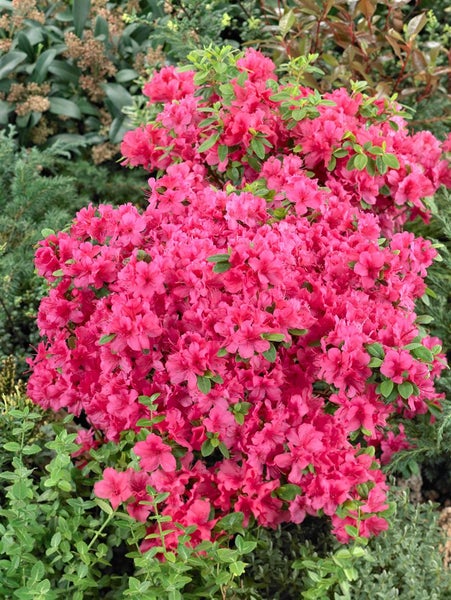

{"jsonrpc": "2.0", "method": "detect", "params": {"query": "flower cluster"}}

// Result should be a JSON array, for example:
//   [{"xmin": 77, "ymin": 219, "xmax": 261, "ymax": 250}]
[{"xmin": 28, "ymin": 48, "xmax": 449, "ymax": 549}]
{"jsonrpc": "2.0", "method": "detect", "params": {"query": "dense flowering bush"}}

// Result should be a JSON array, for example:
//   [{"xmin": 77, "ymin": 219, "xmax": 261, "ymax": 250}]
[{"xmin": 28, "ymin": 47, "xmax": 450, "ymax": 551}]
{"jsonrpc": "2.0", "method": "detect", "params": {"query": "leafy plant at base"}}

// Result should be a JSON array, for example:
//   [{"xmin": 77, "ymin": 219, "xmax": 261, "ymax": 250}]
[
  {"xmin": 0, "ymin": 384, "xmax": 259, "ymax": 599},
  {"xmin": 241, "ymin": 489, "xmax": 450, "ymax": 599}
]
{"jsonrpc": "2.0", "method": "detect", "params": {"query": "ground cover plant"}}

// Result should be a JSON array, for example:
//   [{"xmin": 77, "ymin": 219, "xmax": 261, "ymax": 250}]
[{"xmin": 26, "ymin": 44, "xmax": 451, "ymax": 580}]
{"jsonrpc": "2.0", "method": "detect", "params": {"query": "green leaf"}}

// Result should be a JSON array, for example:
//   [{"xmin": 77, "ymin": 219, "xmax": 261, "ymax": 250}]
[
  {"xmin": 279, "ymin": 9, "xmax": 296, "ymax": 38},
  {"xmin": 22, "ymin": 443, "xmax": 41, "ymax": 455},
  {"xmin": 327, "ymin": 156, "xmax": 336, "ymax": 171},
  {"xmin": 198, "ymin": 132, "xmax": 220, "ymax": 153},
  {"xmin": 198, "ymin": 116, "xmax": 217, "ymax": 127},
  {"xmin": 47, "ymin": 59, "xmax": 81, "ymax": 83},
  {"xmin": 261, "ymin": 332, "xmax": 285, "ymax": 342},
  {"xmin": 276, "ymin": 484, "xmax": 303, "ymax": 501},
  {"xmin": 216, "ymin": 548, "xmax": 237, "ymax": 563},
  {"xmin": 380, "ymin": 379, "xmax": 394, "ymax": 398},
  {"xmin": 368, "ymin": 357, "xmax": 383, "ymax": 368},
  {"xmin": 398, "ymin": 381, "xmax": 414, "ymax": 399},
  {"xmin": 367, "ymin": 343, "xmax": 385, "ymax": 359},
  {"xmin": 230, "ymin": 560, "xmax": 247, "ymax": 576},
  {"xmin": 411, "ymin": 346, "xmax": 434, "ymax": 362},
  {"xmin": 115, "ymin": 69, "xmax": 138, "ymax": 83},
  {"xmin": 206, "ymin": 253, "xmax": 230, "ymax": 263},
  {"xmin": 197, "ymin": 375, "xmax": 211, "ymax": 394},
  {"xmin": 288, "ymin": 328, "xmax": 307, "ymax": 336},
  {"xmin": 102, "ymin": 83, "xmax": 133, "ymax": 115},
  {"xmin": 41, "ymin": 228, "xmax": 55, "ymax": 238},
  {"xmin": 250, "ymin": 137, "xmax": 266, "ymax": 160},
  {"xmin": 213, "ymin": 261, "xmax": 231, "ymax": 273},
  {"xmin": 354, "ymin": 153, "xmax": 368, "ymax": 171},
  {"xmin": 98, "ymin": 333, "xmax": 116, "ymax": 345},
  {"xmin": 344, "ymin": 525, "xmax": 359, "ymax": 538},
  {"xmin": 406, "ymin": 12, "xmax": 427, "ymax": 40},
  {"xmin": 0, "ymin": 100, "xmax": 12, "ymax": 125},
  {"xmin": 95, "ymin": 498, "xmax": 114, "ymax": 515},
  {"xmin": 0, "ymin": 51, "xmax": 27, "ymax": 79},
  {"xmin": 218, "ymin": 442, "xmax": 230, "ymax": 459},
  {"xmin": 3, "ymin": 441, "xmax": 21, "ymax": 452},
  {"xmin": 388, "ymin": 120, "xmax": 399, "ymax": 131},
  {"xmin": 292, "ymin": 108, "xmax": 307, "ymax": 121},
  {"xmin": 138, "ymin": 393, "xmax": 160, "ymax": 407},
  {"xmin": 94, "ymin": 14, "xmax": 109, "ymax": 38},
  {"xmin": 200, "ymin": 439, "xmax": 214, "ymax": 457},
  {"xmin": 58, "ymin": 479, "xmax": 72, "ymax": 492},
  {"xmin": 31, "ymin": 49, "xmax": 57, "ymax": 83},
  {"xmin": 376, "ymin": 156, "xmax": 387, "ymax": 174},
  {"xmin": 17, "ymin": 32, "xmax": 35, "ymax": 58},
  {"xmin": 382, "ymin": 153, "xmax": 400, "ymax": 169},
  {"xmin": 216, "ymin": 511, "xmax": 244, "ymax": 533},
  {"xmin": 73, "ymin": 0, "xmax": 91, "ymax": 38},
  {"xmin": 345, "ymin": 155, "xmax": 356, "ymax": 171},
  {"xmin": 262, "ymin": 343, "xmax": 276, "ymax": 362},
  {"xmin": 49, "ymin": 97, "xmax": 82, "ymax": 120},
  {"xmin": 109, "ymin": 116, "xmax": 129, "ymax": 144},
  {"xmin": 218, "ymin": 144, "xmax": 228, "ymax": 163},
  {"xmin": 12, "ymin": 480, "xmax": 32, "ymax": 501}
]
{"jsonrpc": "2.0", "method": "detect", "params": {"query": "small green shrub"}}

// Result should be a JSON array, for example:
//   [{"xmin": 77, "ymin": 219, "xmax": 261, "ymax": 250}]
[
  {"xmin": 241, "ymin": 490, "xmax": 449, "ymax": 599},
  {"xmin": 0, "ymin": 393, "xmax": 130, "ymax": 599},
  {"xmin": 0, "ymin": 384, "xmax": 259, "ymax": 600}
]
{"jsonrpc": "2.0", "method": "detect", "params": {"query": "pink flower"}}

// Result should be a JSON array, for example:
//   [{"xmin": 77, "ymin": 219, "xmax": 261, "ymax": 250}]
[
  {"xmin": 94, "ymin": 468, "xmax": 132, "ymax": 510},
  {"xmin": 134, "ymin": 434, "xmax": 176, "ymax": 473},
  {"xmin": 380, "ymin": 349, "xmax": 413, "ymax": 384}
]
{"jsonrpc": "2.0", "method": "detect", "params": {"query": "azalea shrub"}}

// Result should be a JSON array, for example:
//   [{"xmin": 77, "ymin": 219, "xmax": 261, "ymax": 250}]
[{"xmin": 27, "ymin": 46, "xmax": 450, "ymax": 553}]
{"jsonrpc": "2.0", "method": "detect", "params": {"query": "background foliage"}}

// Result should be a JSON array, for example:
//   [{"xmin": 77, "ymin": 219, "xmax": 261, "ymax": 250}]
[{"xmin": 255, "ymin": 0, "xmax": 450, "ymax": 137}]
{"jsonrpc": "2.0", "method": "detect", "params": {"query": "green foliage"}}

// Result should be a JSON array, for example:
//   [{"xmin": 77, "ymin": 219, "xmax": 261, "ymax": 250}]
[
  {"xmin": 0, "ymin": 395, "xmax": 132, "ymax": 599},
  {"xmin": 0, "ymin": 390, "xmax": 259, "ymax": 599},
  {"xmin": 241, "ymin": 491, "xmax": 450, "ymax": 599},
  {"xmin": 124, "ymin": 0, "xmax": 265, "ymax": 64},
  {"xmin": 348, "ymin": 491, "xmax": 450, "ymax": 599},
  {"xmin": 0, "ymin": 0, "xmax": 163, "ymax": 155}
]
